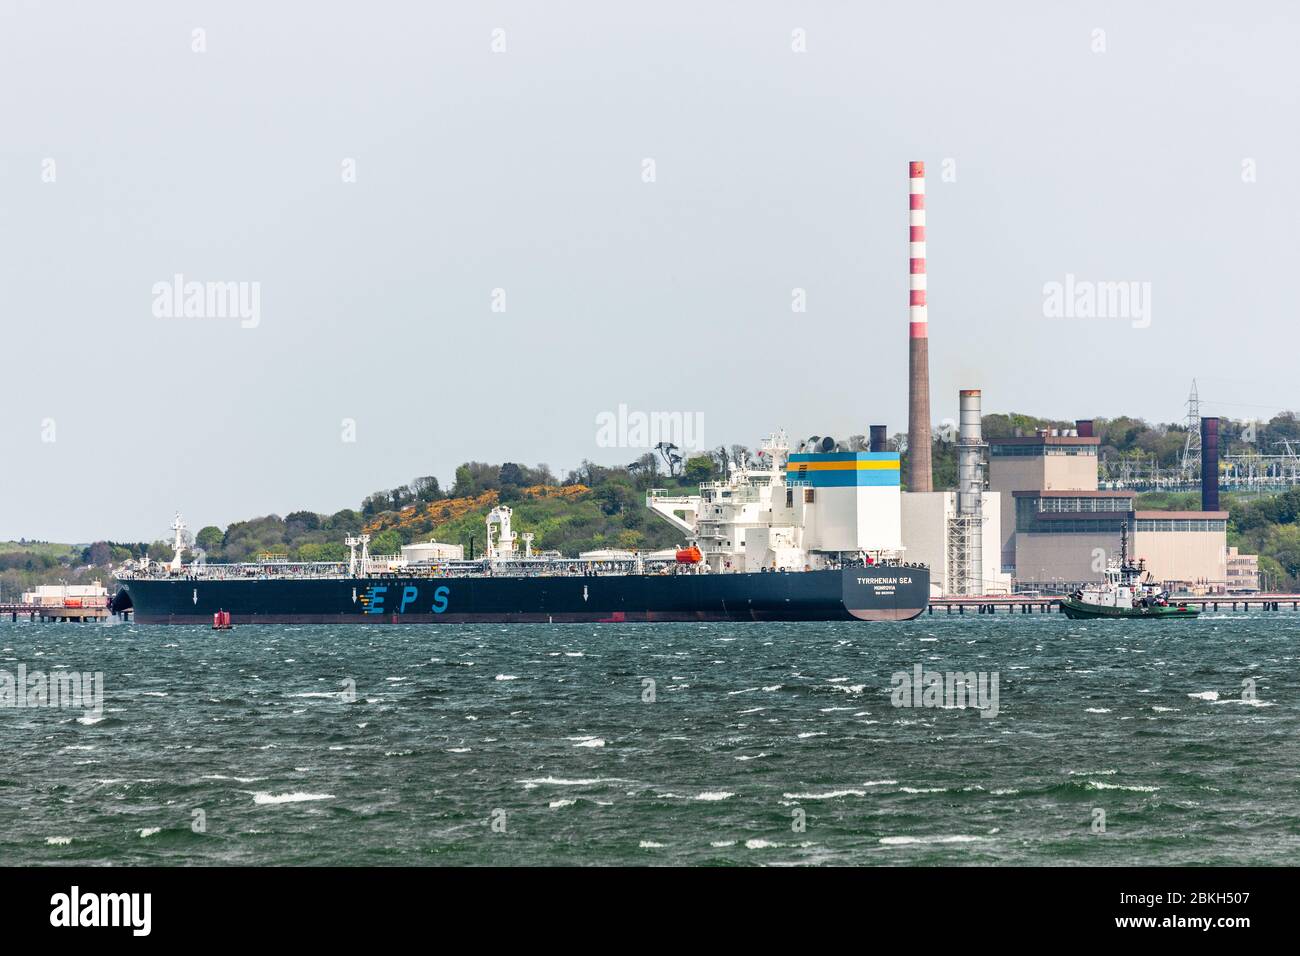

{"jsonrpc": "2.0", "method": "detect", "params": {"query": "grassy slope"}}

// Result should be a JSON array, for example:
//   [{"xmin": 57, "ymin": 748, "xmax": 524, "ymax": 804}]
[
  {"xmin": 363, "ymin": 485, "xmax": 685, "ymax": 555},
  {"xmin": 0, "ymin": 541, "xmax": 82, "ymax": 560}
]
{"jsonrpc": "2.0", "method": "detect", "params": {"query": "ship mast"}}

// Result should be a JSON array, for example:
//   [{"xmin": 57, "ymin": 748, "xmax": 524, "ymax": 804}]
[
  {"xmin": 345, "ymin": 534, "xmax": 370, "ymax": 576},
  {"xmin": 169, "ymin": 513, "xmax": 189, "ymax": 572}
]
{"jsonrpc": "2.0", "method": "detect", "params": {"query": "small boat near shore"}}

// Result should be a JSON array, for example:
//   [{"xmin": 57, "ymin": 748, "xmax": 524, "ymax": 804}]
[{"xmin": 1058, "ymin": 523, "xmax": 1199, "ymax": 621}]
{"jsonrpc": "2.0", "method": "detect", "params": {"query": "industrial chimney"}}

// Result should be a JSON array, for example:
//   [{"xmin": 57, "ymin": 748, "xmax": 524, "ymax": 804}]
[
  {"xmin": 869, "ymin": 425, "xmax": 888, "ymax": 452},
  {"xmin": 958, "ymin": 391, "xmax": 984, "ymax": 515},
  {"xmin": 954, "ymin": 389, "xmax": 985, "ymax": 594},
  {"xmin": 1200, "ymin": 417, "xmax": 1220, "ymax": 511},
  {"xmin": 907, "ymin": 161, "xmax": 933, "ymax": 492}
]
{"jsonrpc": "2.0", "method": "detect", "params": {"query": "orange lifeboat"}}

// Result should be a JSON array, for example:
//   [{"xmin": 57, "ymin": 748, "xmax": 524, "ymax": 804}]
[{"xmin": 675, "ymin": 546, "xmax": 702, "ymax": 564}]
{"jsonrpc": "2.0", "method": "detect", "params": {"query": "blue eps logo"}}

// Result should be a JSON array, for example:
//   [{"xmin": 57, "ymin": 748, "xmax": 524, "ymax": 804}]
[{"xmin": 363, "ymin": 585, "xmax": 449, "ymax": 615}]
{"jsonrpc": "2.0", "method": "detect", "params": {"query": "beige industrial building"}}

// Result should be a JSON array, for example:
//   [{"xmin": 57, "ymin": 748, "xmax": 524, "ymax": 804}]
[
  {"xmin": 989, "ymin": 432, "xmax": 1100, "ymax": 572},
  {"xmin": 1225, "ymin": 546, "xmax": 1261, "ymax": 593},
  {"xmin": 1009, "ymin": 490, "xmax": 1230, "ymax": 593},
  {"xmin": 1132, "ymin": 511, "xmax": 1231, "ymax": 593},
  {"xmin": 901, "ymin": 491, "xmax": 1010, "ymax": 596},
  {"xmin": 988, "ymin": 427, "xmax": 1241, "ymax": 594},
  {"xmin": 1010, "ymin": 490, "xmax": 1128, "ymax": 590}
]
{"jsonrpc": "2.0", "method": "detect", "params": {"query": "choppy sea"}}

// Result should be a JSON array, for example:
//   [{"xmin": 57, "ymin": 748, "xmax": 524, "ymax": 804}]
[{"xmin": 2, "ymin": 613, "xmax": 1297, "ymax": 865}]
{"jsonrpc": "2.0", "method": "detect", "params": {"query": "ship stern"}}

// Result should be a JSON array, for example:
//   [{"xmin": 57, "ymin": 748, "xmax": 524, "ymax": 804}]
[{"xmin": 841, "ymin": 565, "xmax": 929, "ymax": 621}]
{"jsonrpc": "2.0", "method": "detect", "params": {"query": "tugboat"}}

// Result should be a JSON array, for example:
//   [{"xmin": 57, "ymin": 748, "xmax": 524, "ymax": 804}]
[{"xmin": 1058, "ymin": 523, "xmax": 1199, "ymax": 620}]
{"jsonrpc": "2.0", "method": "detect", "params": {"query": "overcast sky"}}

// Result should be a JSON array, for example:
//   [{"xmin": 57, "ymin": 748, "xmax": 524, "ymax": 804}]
[{"xmin": 2, "ymin": 0, "xmax": 1297, "ymax": 542}]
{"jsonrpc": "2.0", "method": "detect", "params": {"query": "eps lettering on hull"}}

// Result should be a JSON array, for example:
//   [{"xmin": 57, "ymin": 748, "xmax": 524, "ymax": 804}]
[{"xmin": 362, "ymin": 585, "xmax": 450, "ymax": 614}]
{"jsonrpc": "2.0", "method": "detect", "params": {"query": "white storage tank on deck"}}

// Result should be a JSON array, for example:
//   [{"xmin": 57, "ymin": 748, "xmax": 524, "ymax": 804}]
[
  {"xmin": 400, "ymin": 540, "xmax": 465, "ymax": 564},
  {"xmin": 578, "ymin": 549, "xmax": 637, "ymax": 561}
]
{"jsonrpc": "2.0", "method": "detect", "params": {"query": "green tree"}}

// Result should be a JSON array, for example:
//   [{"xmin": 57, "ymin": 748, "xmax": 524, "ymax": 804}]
[
  {"xmin": 147, "ymin": 540, "xmax": 175, "ymax": 562},
  {"xmin": 297, "ymin": 542, "xmax": 349, "ymax": 562},
  {"xmin": 595, "ymin": 483, "xmax": 637, "ymax": 516},
  {"xmin": 683, "ymin": 455, "xmax": 715, "ymax": 484},
  {"xmin": 369, "ymin": 530, "xmax": 402, "ymax": 556},
  {"xmin": 285, "ymin": 511, "xmax": 320, "ymax": 533},
  {"xmin": 499, "ymin": 462, "xmax": 525, "ymax": 488},
  {"xmin": 412, "ymin": 476, "xmax": 443, "ymax": 502},
  {"xmin": 196, "ymin": 526, "xmax": 224, "ymax": 553},
  {"xmin": 325, "ymin": 509, "xmax": 362, "ymax": 534},
  {"xmin": 451, "ymin": 465, "xmax": 475, "ymax": 498}
]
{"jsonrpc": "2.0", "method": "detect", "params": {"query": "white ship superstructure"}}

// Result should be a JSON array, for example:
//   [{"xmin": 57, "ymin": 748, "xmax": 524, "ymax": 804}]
[{"xmin": 647, "ymin": 431, "xmax": 905, "ymax": 574}]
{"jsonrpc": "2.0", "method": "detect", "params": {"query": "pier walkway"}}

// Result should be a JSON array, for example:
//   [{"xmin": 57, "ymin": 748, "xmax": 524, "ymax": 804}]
[{"xmin": 928, "ymin": 594, "xmax": 1300, "ymax": 614}]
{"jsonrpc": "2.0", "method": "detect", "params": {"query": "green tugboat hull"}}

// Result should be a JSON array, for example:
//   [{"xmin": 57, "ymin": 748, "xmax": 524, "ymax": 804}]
[{"xmin": 1058, "ymin": 598, "xmax": 1200, "ymax": 620}]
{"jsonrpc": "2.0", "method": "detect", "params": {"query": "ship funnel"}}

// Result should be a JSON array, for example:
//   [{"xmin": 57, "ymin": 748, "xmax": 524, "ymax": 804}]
[{"xmin": 869, "ymin": 425, "xmax": 888, "ymax": 452}]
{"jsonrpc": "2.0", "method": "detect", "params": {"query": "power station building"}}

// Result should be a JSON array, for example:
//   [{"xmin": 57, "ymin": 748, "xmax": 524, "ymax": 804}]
[
  {"xmin": 987, "ymin": 422, "xmax": 1235, "ymax": 594},
  {"xmin": 988, "ymin": 430, "xmax": 1101, "ymax": 573},
  {"xmin": 890, "ymin": 159, "xmax": 1244, "ymax": 596}
]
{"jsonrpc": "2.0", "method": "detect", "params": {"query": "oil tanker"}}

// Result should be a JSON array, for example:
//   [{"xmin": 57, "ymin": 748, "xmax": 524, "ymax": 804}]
[{"xmin": 112, "ymin": 432, "xmax": 929, "ymax": 624}]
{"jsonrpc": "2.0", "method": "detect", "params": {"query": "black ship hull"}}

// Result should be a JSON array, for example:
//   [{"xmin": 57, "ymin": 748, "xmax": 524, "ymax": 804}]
[{"xmin": 113, "ymin": 566, "xmax": 929, "ymax": 624}]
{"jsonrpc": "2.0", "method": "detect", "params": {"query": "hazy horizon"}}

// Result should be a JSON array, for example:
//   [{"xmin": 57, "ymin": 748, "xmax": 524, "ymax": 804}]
[{"xmin": 3, "ymin": 1, "xmax": 1297, "ymax": 542}]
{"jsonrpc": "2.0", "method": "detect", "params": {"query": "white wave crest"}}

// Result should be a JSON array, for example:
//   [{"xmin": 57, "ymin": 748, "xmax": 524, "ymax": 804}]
[
  {"xmin": 1087, "ymin": 781, "xmax": 1158, "ymax": 792},
  {"xmin": 783, "ymin": 789, "xmax": 865, "ymax": 800},
  {"xmin": 252, "ymin": 792, "xmax": 334, "ymax": 805}
]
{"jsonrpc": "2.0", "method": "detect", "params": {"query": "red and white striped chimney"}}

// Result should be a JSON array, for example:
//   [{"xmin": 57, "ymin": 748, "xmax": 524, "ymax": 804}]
[
  {"xmin": 909, "ymin": 161, "xmax": 927, "ymax": 338},
  {"xmin": 906, "ymin": 161, "xmax": 933, "ymax": 492}
]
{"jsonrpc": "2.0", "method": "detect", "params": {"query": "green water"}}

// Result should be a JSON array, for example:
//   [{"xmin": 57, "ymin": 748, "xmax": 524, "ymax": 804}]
[{"xmin": 1, "ymin": 613, "xmax": 1296, "ymax": 865}]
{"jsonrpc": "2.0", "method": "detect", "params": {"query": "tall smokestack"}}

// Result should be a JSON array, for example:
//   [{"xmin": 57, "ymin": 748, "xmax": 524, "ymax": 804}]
[
  {"xmin": 907, "ymin": 160, "xmax": 933, "ymax": 492},
  {"xmin": 957, "ymin": 391, "xmax": 983, "ymax": 515},
  {"xmin": 1200, "ymin": 417, "xmax": 1220, "ymax": 511},
  {"xmin": 956, "ymin": 389, "xmax": 985, "ymax": 594},
  {"xmin": 869, "ymin": 424, "xmax": 888, "ymax": 452}
]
